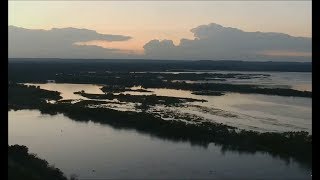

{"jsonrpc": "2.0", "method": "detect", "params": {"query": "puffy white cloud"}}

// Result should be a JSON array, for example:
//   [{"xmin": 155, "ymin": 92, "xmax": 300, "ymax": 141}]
[{"xmin": 143, "ymin": 23, "xmax": 311, "ymax": 61}]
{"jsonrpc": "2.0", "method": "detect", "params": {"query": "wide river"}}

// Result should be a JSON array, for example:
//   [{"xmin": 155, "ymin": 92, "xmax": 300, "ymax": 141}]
[
  {"xmin": 9, "ymin": 110, "xmax": 311, "ymax": 179},
  {"xmin": 10, "ymin": 71, "xmax": 311, "ymax": 179}
]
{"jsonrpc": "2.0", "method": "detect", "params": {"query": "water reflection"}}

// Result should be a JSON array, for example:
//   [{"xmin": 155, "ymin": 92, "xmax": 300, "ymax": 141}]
[
  {"xmin": 192, "ymin": 93, "xmax": 312, "ymax": 133},
  {"xmin": 9, "ymin": 110, "xmax": 311, "ymax": 179},
  {"xmin": 25, "ymin": 83, "xmax": 311, "ymax": 133},
  {"xmin": 138, "ymin": 71, "xmax": 312, "ymax": 92},
  {"xmin": 24, "ymin": 83, "xmax": 104, "ymax": 100}
]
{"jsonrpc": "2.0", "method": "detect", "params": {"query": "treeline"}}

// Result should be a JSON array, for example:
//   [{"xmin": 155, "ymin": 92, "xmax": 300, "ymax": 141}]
[
  {"xmin": 8, "ymin": 61, "xmax": 311, "ymax": 97},
  {"xmin": 9, "ymin": 59, "xmax": 311, "ymax": 72},
  {"xmin": 8, "ymin": 82, "xmax": 62, "ymax": 109},
  {"xmin": 8, "ymin": 60, "xmax": 311, "ymax": 82},
  {"xmin": 8, "ymin": 145, "xmax": 69, "ymax": 180}
]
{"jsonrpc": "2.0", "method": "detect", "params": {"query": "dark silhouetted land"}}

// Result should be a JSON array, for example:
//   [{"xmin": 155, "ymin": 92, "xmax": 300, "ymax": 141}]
[{"xmin": 8, "ymin": 145, "xmax": 68, "ymax": 180}]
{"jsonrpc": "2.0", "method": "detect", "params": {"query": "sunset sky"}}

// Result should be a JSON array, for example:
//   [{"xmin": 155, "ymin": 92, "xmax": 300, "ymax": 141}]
[
  {"xmin": 9, "ymin": 1, "xmax": 311, "ymax": 61},
  {"xmin": 9, "ymin": 1, "xmax": 311, "ymax": 52}
]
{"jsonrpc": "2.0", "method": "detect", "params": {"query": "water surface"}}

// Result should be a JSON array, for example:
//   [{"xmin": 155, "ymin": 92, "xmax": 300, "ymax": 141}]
[
  {"xmin": 138, "ymin": 71, "xmax": 312, "ymax": 91},
  {"xmin": 27, "ymin": 83, "xmax": 312, "ymax": 133},
  {"xmin": 24, "ymin": 83, "xmax": 104, "ymax": 100},
  {"xmin": 9, "ymin": 110, "xmax": 311, "ymax": 179}
]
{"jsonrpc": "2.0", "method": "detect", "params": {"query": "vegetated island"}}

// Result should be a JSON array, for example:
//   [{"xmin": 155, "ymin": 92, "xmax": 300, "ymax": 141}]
[
  {"xmin": 9, "ymin": 61, "xmax": 311, "ymax": 98},
  {"xmin": 8, "ymin": 83, "xmax": 312, "ymax": 169}
]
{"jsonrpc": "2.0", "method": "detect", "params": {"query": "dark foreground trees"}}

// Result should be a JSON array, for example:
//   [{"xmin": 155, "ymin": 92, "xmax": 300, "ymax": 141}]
[{"xmin": 8, "ymin": 145, "xmax": 68, "ymax": 180}]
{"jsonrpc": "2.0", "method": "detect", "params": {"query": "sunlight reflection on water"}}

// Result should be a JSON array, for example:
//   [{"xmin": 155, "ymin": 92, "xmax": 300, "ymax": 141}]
[
  {"xmin": 26, "ymin": 80, "xmax": 311, "ymax": 133},
  {"xmin": 9, "ymin": 110, "xmax": 311, "ymax": 179}
]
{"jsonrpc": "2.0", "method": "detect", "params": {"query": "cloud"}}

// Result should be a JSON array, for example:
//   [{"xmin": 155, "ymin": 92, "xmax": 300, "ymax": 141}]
[
  {"xmin": 9, "ymin": 24, "xmax": 311, "ymax": 61},
  {"xmin": 143, "ymin": 23, "xmax": 311, "ymax": 61},
  {"xmin": 9, "ymin": 26, "xmax": 134, "ymax": 59}
]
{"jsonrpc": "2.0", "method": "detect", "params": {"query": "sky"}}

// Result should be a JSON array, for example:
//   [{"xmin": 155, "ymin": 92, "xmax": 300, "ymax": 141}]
[{"xmin": 8, "ymin": 1, "xmax": 312, "ymax": 61}]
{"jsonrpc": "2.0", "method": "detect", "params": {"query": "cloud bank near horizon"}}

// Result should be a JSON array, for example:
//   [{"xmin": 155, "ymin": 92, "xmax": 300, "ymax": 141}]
[
  {"xmin": 9, "ymin": 26, "xmax": 136, "ymax": 59},
  {"xmin": 143, "ymin": 23, "xmax": 311, "ymax": 62},
  {"xmin": 9, "ymin": 24, "xmax": 311, "ymax": 61}
]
